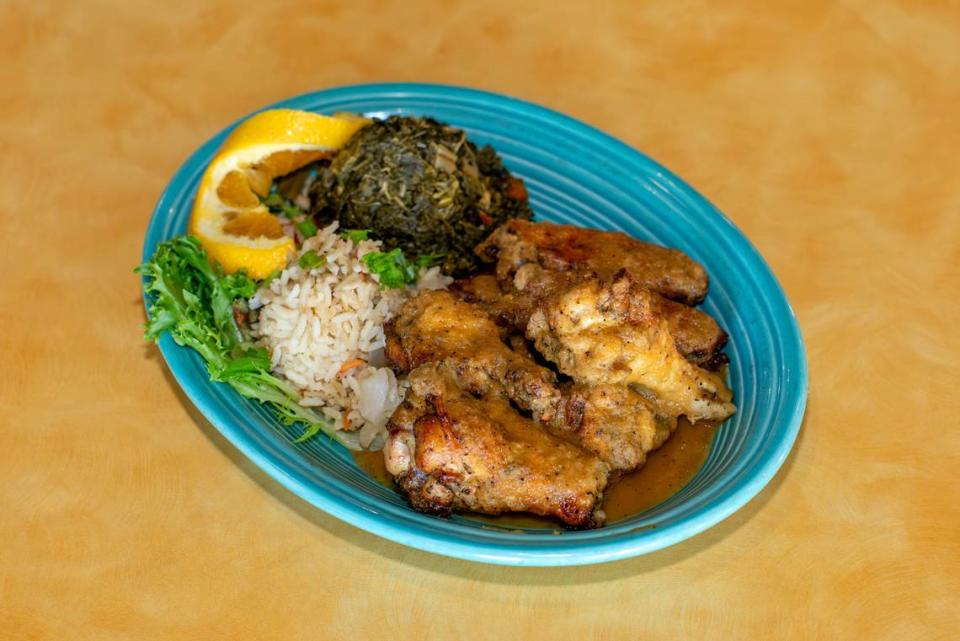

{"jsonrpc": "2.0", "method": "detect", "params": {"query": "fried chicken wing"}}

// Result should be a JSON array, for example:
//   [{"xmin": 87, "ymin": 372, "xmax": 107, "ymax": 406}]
[
  {"xmin": 386, "ymin": 290, "xmax": 676, "ymax": 474},
  {"xmin": 656, "ymin": 296, "xmax": 729, "ymax": 371},
  {"xmin": 456, "ymin": 269, "xmax": 728, "ymax": 370},
  {"xmin": 382, "ymin": 219, "xmax": 737, "ymax": 527},
  {"xmin": 470, "ymin": 220, "xmax": 728, "ymax": 370},
  {"xmin": 527, "ymin": 271, "xmax": 736, "ymax": 422},
  {"xmin": 475, "ymin": 219, "xmax": 708, "ymax": 304},
  {"xmin": 386, "ymin": 290, "xmax": 564, "ymax": 423},
  {"xmin": 564, "ymin": 384, "xmax": 678, "ymax": 473},
  {"xmin": 384, "ymin": 364, "xmax": 609, "ymax": 527}
]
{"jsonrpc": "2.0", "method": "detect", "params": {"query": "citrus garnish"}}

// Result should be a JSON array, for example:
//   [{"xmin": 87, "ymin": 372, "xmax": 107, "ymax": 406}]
[{"xmin": 189, "ymin": 109, "xmax": 370, "ymax": 278}]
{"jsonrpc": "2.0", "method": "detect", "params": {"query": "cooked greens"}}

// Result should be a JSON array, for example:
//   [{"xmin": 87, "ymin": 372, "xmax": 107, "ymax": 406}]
[
  {"xmin": 137, "ymin": 236, "xmax": 346, "ymax": 445},
  {"xmin": 310, "ymin": 116, "xmax": 533, "ymax": 276}
]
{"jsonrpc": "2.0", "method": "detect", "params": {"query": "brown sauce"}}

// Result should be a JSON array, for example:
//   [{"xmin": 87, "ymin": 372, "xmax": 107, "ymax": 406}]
[
  {"xmin": 351, "ymin": 418, "xmax": 717, "ymax": 529},
  {"xmin": 352, "ymin": 449, "xmax": 396, "ymax": 488},
  {"xmin": 602, "ymin": 418, "xmax": 717, "ymax": 521}
]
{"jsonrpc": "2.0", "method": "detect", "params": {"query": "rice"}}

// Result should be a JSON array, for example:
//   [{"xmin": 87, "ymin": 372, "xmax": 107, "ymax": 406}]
[{"xmin": 249, "ymin": 222, "xmax": 451, "ymax": 449}]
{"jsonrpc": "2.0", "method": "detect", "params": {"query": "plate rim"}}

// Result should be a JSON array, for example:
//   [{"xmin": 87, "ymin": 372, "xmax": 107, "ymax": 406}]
[{"xmin": 142, "ymin": 82, "xmax": 808, "ymax": 566}]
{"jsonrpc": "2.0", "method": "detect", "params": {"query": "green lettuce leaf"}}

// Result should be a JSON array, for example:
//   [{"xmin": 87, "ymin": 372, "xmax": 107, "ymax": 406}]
[{"xmin": 137, "ymin": 236, "xmax": 347, "ymax": 447}]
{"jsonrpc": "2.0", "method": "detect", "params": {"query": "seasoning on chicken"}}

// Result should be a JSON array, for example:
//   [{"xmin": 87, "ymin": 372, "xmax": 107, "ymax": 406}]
[
  {"xmin": 383, "ymin": 264, "xmax": 735, "ymax": 526},
  {"xmin": 472, "ymin": 220, "xmax": 729, "ymax": 370},
  {"xmin": 564, "ymin": 384, "xmax": 678, "ymax": 474},
  {"xmin": 475, "ymin": 219, "xmax": 708, "ymax": 304},
  {"xmin": 386, "ymin": 290, "xmax": 564, "ymax": 424},
  {"xmin": 384, "ymin": 363, "xmax": 609, "ymax": 527},
  {"xmin": 527, "ymin": 271, "xmax": 736, "ymax": 422},
  {"xmin": 385, "ymin": 290, "xmax": 681, "ymax": 475}
]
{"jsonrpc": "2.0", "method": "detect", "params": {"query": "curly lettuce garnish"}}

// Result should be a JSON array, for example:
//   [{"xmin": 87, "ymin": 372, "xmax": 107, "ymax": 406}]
[{"xmin": 136, "ymin": 235, "xmax": 346, "ymax": 446}]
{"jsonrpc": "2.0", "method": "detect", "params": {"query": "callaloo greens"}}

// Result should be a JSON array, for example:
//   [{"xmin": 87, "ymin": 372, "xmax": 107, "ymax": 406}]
[{"xmin": 309, "ymin": 116, "xmax": 533, "ymax": 276}]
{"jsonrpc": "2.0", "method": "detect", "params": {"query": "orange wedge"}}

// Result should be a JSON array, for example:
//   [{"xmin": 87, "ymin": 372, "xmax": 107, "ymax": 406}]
[{"xmin": 189, "ymin": 109, "xmax": 369, "ymax": 278}]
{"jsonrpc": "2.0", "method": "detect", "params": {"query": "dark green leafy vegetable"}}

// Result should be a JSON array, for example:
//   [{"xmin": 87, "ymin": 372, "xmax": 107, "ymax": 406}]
[
  {"xmin": 415, "ymin": 253, "xmax": 444, "ymax": 268},
  {"xmin": 136, "ymin": 236, "xmax": 345, "ymax": 446},
  {"xmin": 310, "ymin": 116, "xmax": 533, "ymax": 276},
  {"xmin": 298, "ymin": 249, "xmax": 325, "ymax": 270},
  {"xmin": 220, "ymin": 270, "xmax": 259, "ymax": 300}
]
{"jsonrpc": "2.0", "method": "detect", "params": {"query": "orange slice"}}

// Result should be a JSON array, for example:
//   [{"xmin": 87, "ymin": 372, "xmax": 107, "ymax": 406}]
[{"xmin": 188, "ymin": 109, "xmax": 369, "ymax": 278}]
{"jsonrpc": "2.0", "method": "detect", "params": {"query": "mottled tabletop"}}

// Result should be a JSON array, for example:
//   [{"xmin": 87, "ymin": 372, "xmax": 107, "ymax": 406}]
[{"xmin": 2, "ymin": 1, "xmax": 957, "ymax": 638}]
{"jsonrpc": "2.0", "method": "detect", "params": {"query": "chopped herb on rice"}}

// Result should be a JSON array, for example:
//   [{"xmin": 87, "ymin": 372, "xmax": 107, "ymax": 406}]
[{"xmin": 248, "ymin": 222, "xmax": 451, "ymax": 449}]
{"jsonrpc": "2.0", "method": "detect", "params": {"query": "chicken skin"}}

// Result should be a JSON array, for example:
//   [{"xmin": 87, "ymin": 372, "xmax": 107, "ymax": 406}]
[
  {"xmin": 475, "ymin": 219, "xmax": 708, "ymax": 304},
  {"xmin": 385, "ymin": 290, "xmax": 675, "ymax": 474},
  {"xmin": 386, "ymin": 289, "xmax": 564, "ymax": 425},
  {"xmin": 527, "ymin": 271, "xmax": 736, "ymax": 422},
  {"xmin": 565, "ymin": 384, "xmax": 678, "ymax": 473},
  {"xmin": 471, "ymin": 220, "xmax": 728, "ymax": 370},
  {"xmin": 382, "ymin": 242, "xmax": 736, "ymax": 526},
  {"xmin": 384, "ymin": 363, "xmax": 609, "ymax": 527}
]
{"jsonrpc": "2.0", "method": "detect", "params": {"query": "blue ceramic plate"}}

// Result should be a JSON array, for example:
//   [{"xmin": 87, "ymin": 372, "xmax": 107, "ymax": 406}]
[{"xmin": 143, "ymin": 83, "xmax": 806, "ymax": 566}]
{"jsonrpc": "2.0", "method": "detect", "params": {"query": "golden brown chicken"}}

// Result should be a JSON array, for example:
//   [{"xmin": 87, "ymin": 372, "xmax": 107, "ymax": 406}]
[
  {"xmin": 471, "ymin": 220, "xmax": 729, "ymax": 370},
  {"xmin": 384, "ymin": 363, "xmax": 610, "ymax": 527},
  {"xmin": 386, "ymin": 289, "xmax": 564, "ymax": 424},
  {"xmin": 383, "ymin": 248, "xmax": 735, "ymax": 526},
  {"xmin": 386, "ymin": 290, "xmax": 678, "ymax": 474},
  {"xmin": 527, "ymin": 271, "xmax": 736, "ymax": 422},
  {"xmin": 475, "ymin": 219, "xmax": 708, "ymax": 304},
  {"xmin": 565, "ymin": 383, "xmax": 678, "ymax": 473}
]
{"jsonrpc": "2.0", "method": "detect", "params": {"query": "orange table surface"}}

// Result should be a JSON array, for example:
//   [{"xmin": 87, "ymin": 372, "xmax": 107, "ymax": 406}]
[{"xmin": 2, "ymin": 1, "xmax": 958, "ymax": 639}]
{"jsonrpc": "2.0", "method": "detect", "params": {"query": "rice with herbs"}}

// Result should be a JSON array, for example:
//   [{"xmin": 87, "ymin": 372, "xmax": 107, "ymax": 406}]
[{"xmin": 249, "ymin": 222, "xmax": 450, "ymax": 449}]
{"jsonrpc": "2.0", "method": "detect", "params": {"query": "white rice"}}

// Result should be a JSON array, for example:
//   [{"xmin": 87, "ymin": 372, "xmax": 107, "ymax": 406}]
[{"xmin": 249, "ymin": 222, "xmax": 450, "ymax": 450}]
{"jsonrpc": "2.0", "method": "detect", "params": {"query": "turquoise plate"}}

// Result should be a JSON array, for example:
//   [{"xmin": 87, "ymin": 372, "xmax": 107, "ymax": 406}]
[{"xmin": 143, "ymin": 83, "xmax": 807, "ymax": 566}]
